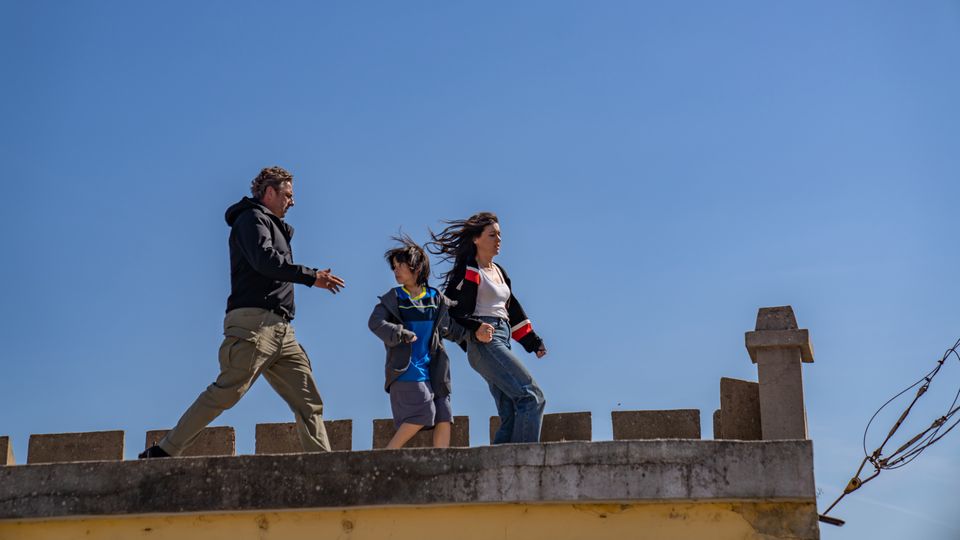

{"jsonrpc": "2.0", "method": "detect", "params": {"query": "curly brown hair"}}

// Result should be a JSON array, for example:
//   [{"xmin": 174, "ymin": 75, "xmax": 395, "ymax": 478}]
[{"xmin": 250, "ymin": 166, "xmax": 294, "ymax": 199}]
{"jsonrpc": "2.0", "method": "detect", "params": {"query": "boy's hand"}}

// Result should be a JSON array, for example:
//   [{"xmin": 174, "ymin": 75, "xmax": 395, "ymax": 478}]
[
  {"xmin": 401, "ymin": 330, "xmax": 417, "ymax": 344},
  {"xmin": 475, "ymin": 323, "xmax": 495, "ymax": 343},
  {"xmin": 535, "ymin": 343, "xmax": 548, "ymax": 358},
  {"xmin": 315, "ymin": 268, "xmax": 345, "ymax": 293}
]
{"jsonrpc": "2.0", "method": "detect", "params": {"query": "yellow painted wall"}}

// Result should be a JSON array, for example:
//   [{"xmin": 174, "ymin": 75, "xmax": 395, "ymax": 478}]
[{"xmin": 0, "ymin": 502, "xmax": 819, "ymax": 540}]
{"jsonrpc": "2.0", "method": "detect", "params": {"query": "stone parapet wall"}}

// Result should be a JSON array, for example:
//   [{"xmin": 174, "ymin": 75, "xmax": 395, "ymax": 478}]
[{"xmin": 0, "ymin": 439, "xmax": 816, "ymax": 521}]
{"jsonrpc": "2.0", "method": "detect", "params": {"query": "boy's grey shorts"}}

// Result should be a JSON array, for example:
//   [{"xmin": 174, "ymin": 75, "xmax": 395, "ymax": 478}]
[{"xmin": 389, "ymin": 380, "xmax": 453, "ymax": 429}]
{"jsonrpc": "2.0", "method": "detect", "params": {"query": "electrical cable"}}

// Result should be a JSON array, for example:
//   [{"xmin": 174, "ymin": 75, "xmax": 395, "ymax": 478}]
[{"xmin": 818, "ymin": 337, "xmax": 960, "ymax": 526}]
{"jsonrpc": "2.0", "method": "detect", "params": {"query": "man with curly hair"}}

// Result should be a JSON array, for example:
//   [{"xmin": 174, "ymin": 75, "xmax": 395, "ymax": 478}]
[{"xmin": 140, "ymin": 166, "xmax": 346, "ymax": 458}]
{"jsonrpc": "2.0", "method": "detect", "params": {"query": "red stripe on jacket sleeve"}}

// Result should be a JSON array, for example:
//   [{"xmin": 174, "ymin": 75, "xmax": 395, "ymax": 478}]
[
  {"xmin": 465, "ymin": 266, "xmax": 480, "ymax": 284},
  {"xmin": 511, "ymin": 320, "xmax": 533, "ymax": 341}
]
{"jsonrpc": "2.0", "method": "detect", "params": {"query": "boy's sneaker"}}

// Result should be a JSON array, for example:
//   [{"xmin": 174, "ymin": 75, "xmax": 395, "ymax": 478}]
[{"xmin": 138, "ymin": 445, "xmax": 171, "ymax": 459}]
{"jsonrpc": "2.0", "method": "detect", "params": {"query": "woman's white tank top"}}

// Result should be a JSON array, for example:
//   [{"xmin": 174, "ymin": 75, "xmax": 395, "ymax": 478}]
[{"xmin": 474, "ymin": 265, "xmax": 510, "ymax": 321}]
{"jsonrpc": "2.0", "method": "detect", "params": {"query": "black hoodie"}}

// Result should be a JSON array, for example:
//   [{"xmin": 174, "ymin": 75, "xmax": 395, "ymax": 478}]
[{"xmin": 224, "ymin": 197, "xmax": 317, "ymax": 320}]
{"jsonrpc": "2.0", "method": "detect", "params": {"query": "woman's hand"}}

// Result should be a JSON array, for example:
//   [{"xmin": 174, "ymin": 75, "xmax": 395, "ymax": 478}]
[
  {"xmin": 535, "ymin": 343, "xmax": 548, "ymax": 358},
  {"xmin": 475, "ymin": 323, "xmax": 495, "ymax": 343}
]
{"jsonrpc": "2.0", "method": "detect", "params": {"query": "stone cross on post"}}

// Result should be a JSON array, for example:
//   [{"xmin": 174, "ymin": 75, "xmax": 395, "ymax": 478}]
[{"xmin": 744, "ymin": 306, "xmax": 814, "ymax": 440}]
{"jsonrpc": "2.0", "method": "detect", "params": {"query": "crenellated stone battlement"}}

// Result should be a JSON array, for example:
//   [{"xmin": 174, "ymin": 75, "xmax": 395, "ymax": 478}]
[
  {"xmin": 0, "ymin": 306, "xmax": 821, "ymax": 540},
  {"xmin": 1, "ymin": 305, "xmax": 813, "ymax": 467}
]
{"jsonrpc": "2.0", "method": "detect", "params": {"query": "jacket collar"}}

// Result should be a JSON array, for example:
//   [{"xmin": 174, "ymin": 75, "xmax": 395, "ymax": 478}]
[
  {"xmin": 464, "ymin": 257, "xmax": 506, "ymax": 279},
  {"xmin": 378, "ymin": 286, "xmax": 443, "ymax": 321}
]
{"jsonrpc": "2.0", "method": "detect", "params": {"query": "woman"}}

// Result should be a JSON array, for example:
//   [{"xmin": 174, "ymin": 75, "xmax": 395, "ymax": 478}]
[{"xmin": 427, "ymin": 212, "xmax": 548, "ymax": 444}]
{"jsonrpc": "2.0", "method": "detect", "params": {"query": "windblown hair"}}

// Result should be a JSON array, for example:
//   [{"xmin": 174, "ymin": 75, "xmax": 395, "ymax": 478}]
[
  {"xmin": 250, "ymin": 166, "xmax": 294, "ymax": 199},
  {"xmin": 426, "ymin": 211, "xmax": 499, "ymax": 288},
  {"xmin": 384, "ymin": 233, "xmax": 431, "ymax": 287}
]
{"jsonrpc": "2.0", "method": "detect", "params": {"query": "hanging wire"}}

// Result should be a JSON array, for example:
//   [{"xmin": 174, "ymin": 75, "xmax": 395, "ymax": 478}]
[{"xmin": 818, "ymin": 337, "xmax": 960, "ymax": 527}]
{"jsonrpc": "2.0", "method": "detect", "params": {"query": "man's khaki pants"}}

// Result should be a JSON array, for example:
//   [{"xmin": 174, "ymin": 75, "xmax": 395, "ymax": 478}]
[{"xmin": 159, "ymin": 307, "xmax": 331, "ymax": 455}]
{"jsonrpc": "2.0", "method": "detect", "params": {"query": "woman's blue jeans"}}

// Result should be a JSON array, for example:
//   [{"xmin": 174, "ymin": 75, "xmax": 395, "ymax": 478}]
[{"xmin": 466, "ymin": 316, "xmax": 546, "ymax": 443}]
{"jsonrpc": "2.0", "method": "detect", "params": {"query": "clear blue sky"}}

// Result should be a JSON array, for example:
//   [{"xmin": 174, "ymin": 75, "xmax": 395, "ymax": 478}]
[{"xmin": 2, "ymin": 2, "xmax": 959, "ymax": 538}]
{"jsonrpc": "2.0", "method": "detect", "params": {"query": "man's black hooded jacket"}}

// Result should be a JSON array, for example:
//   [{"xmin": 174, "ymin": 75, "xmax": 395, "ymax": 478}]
[{"xmin": 224, "ymin": 197, "xmax": 316, "ymax": 320}]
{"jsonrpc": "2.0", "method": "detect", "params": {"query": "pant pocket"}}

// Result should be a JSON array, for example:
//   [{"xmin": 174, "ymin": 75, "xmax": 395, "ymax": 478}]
[
  {"xmin": 223, "ymin": 323, "xmax": 260, "ymax": 342},
  {"xmin": 296, "ymin": 343, "xmax": 313, "ymax": 370},
  {"xmin": 397, "ymin": 384, "xmax": 432, "ymax": 407},
  {"xmin": 218, "ymin": 335, "xmax": 260, "ymax": 371}
]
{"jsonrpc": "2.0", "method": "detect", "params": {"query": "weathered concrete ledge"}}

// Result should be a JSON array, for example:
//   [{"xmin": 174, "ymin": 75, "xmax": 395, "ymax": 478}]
[{"xmin": 0, "ymin": 440, "xmax": 814, "ymax": 520}]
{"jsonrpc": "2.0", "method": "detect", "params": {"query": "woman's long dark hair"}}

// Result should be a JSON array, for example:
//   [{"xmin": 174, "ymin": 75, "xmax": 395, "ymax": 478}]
[{"xmin": 426, "ymin": 211, "xmax": 499, "ymax": 289}]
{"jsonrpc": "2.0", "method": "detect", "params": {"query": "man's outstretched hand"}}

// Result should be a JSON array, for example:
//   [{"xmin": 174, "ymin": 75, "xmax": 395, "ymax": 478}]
[{"xmin": 314, "ymin": 268, "xmax": 346, "ymax": 293}]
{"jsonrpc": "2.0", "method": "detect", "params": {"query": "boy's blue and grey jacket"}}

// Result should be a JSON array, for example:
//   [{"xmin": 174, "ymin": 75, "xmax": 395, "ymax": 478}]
[{"xmin": 367, "ymin": 287, "xmax": 468, "ymax": 397}]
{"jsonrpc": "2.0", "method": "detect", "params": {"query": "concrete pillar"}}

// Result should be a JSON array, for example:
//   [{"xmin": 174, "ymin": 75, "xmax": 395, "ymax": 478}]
[
  {"xmin": 0, "ymin": 436, "xmax": 13, "ymax": 466},
  {"xmin": 256, "ymin": 420, "xmax": 353, "ymax": 453},
  {"xmin": 490, "ymin": 412, "xmax": 592, "ymax": 443},
  {"xmin": 712, "ymin": 410, "xmax": 722, "ymax": 439},
  {"xmin": 719, "ymin": 377, "xmax": 761, "ymax": 440},
  {"xmin": 744, "ymin": 306, "xmax": 814, "ymax": 440},
  {"xmin": 145, "ymin": 427, "xmax": 235, "ymax": 457},
  {"xmin": 611, "ymin": 410, "xmax": 701, "ymax": 440},
  {"xmin": 27, "ymin": 431, "xmax": 124, "ymax": 464},
  {"xmin": 372, "ymin": 417, "xmax": 470, "ymax": 449}
]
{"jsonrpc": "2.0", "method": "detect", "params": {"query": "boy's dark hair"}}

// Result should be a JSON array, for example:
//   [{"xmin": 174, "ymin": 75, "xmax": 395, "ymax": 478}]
[
  {"xmin": 384, "ymin": 234, "xmax": 431, "ymax": 287},
  {"xmin": 250, "ymin": 166, "xmax": 294, "ymax": 199}
]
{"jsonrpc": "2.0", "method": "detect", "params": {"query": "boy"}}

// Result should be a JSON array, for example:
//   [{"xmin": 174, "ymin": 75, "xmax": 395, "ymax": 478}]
[{"xmin": 368, "ymin": 235, "xmax": 466, "ymax": 448}]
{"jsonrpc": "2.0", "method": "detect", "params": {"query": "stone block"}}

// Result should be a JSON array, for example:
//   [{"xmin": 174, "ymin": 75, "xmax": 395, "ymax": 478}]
[
  {"xmin": 372, "ymin": 416, "xmax": 469, "ymax": 449},
  {"xmin": 0, "ymin": 436, "xmax": 13, "ymax": 466},
  {"xmin": 27, "ymin": 430, "xmax": 124, "ymax": 464},
  {"xmin": 713, "ymin": 409, "xmax": 722, "ymax": 439},
  {"xmin": 611, "ymin": 410, "xmax": 700, "ymax": 440},
  {"xmin": 145, "ymin": 426, "xmax": 235, "ymax": 457},
  {"xmin": 719, "ymin": 377, "xmax": 761, "ymax": 440},
  {"xmin": 746, "ymin": 329, "xmax": 814, "ymax": 363},
  {"xmin": 256, "ymin": 420, "xmax": 353, "ymax": 453},
  {"xmin": 490, "ymin": 412, "xmax": 592, "ymax": 443},
  {"xmin": 755, "ymin": 305, "xmax": 798, "ymax": 330},
  {"xmin": 543, "ymin": 412, "xmax": 592, "ymax": 442}
]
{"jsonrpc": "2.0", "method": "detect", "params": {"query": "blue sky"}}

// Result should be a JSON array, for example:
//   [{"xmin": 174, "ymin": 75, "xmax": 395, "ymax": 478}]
[{"xmin": 2, "ymin": 2, "xmax": 959, "ymax": 538}]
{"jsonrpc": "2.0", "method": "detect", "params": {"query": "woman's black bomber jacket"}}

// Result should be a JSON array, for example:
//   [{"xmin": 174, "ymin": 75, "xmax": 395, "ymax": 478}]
[{"xmin": 443, "ymin": 257, "xmax": 544, "ymax": 353}]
